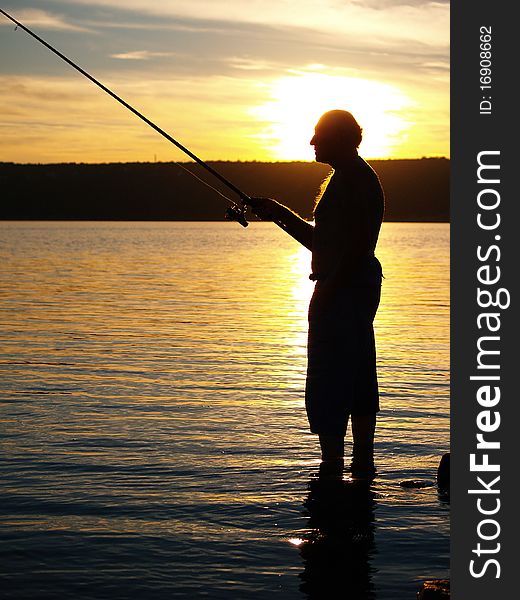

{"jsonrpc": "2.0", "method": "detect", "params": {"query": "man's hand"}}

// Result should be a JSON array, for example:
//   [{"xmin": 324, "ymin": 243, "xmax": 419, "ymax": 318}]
[
  {"xmin": 246, "ymin": 197, "xmax": 282, "ymax": 221},
  {"xmin": 245, "ymin": 197, "xmax": 314, "ymax": 251}
]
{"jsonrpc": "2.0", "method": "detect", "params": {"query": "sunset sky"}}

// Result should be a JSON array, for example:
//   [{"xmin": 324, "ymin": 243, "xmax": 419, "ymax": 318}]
[{"xmin": 0, "ymin": 1, "xmax": 449, "ymax": 163}]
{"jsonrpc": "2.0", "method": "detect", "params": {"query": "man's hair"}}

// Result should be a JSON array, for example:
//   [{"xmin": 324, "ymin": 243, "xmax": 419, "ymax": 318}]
[{"xmin": 319, "ymin": 109, "xmax": 363, "ymax": 149}]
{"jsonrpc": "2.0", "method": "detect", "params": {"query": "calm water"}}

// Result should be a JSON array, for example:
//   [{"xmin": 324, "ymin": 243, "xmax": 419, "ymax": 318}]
[{"xmin": 0, "ymin": 221, "xmax": 449, "ymax": 599}]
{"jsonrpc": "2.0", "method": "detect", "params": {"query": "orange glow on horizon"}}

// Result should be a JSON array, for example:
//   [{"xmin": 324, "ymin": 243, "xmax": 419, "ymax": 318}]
[{"xmin": 0, "ymin": 70, "xmax": 446, "ymax": 163}]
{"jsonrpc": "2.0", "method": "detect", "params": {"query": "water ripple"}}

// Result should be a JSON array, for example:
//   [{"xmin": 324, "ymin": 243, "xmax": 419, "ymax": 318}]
[{"xmin": 0, "ymin": 221, "xmax": 449, "ymax": 599}]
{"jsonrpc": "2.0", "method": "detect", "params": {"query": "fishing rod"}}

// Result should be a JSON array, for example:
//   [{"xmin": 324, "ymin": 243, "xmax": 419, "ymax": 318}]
[{"xmin": 0, "ymin": 7, "xmax": 251, "ymax": 227}]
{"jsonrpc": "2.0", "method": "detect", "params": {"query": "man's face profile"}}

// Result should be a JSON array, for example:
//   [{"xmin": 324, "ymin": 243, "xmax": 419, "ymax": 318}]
[{"xmin": 310, "ymin": 118, "xmax": 339, "ymax": 165}]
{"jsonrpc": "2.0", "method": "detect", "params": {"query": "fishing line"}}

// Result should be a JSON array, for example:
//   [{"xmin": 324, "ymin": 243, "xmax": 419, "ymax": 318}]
[
  {"xmin": 169, "ymin": 160, "xmax": 239, "ymax": 207},
  {"xmin": 0, "ymin": 8, "xmax": 250, "ymax": 226}
]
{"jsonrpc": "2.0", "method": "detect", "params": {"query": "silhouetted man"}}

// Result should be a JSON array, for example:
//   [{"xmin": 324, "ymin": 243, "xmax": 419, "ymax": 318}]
[{"xmin": 249, "ymin": 110, "xmax": 384, "ymax": 477}]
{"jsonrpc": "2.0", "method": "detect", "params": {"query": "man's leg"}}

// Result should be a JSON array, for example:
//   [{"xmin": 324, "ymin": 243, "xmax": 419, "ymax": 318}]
[
  {"xmin": 351, "ymin": 413, "xmax": 377, "ymax": 475},
  {"xmin": 319, "ymin": 434, "xmax": 345, "ymax": 461},
  {"xmin": 318, "ymin": 433, "xmax": 345, "ymax": 477}
]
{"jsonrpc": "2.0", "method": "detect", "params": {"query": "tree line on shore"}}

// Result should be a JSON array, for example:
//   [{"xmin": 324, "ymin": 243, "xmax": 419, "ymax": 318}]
[{"xmin": 0, "ymin": 158, "xmax": 449, "ymax": 222}]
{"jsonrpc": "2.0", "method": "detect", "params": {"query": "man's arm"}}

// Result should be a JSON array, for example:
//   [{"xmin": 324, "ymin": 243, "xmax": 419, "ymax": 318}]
[{"xmin": 247, "ymin": 197, "xmax": 314, "ymax": 251}]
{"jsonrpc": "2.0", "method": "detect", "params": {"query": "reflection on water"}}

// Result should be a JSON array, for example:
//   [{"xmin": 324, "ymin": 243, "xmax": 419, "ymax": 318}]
[
  {"xmin": 299, "ymin": 468, "xmax": 377, "ymax": 599},
  {"xmin": 0, "ymin": 221, "xmax": 449, "ymax": 599}
]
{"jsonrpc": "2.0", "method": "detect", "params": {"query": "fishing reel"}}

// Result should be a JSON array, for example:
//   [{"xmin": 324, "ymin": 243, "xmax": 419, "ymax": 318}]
[{"xmin": 225, "ymin": 204, "xmax": 249, "ymax": 227}]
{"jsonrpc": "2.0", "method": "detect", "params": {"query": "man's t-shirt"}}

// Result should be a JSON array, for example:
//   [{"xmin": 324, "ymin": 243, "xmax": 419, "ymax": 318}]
[{"xmin": 310, "ymin": 156, "xmax": 384, "ymax": 285}]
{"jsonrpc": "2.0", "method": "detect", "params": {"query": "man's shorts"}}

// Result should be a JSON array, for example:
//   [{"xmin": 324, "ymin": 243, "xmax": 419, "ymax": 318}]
[{"xmin": 305, "ymin": 278, "xmax": 381, "ymax": 436}]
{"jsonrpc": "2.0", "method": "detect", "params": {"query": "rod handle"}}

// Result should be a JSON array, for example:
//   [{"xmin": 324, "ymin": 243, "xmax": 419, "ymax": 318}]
[{"xmin": 225, "ymin": 206, "xmax": 249, "ymax": 227}]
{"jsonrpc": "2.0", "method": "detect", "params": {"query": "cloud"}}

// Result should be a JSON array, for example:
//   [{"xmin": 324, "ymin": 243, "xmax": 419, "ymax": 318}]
[
  {"xmin": 110, "ymin": 50, "xmax": 177, "ymax": 60},
  {"xmin": 0, "ymin": 8, "xmax": 92, "ymax": 32},
  {"xmin": 227, "ymin": 57, "xmax": 283, "ymax": 73},
  {"xmin": 2, "ymin": 3, "xmax": 447, "ymax": 85},
  {"xmin": 0, "ymin": 1, "xmax": 449, "ymax": 161},
  {"xmin": 0, "ymin": 73, "xmax": 277, "ymax": 162},
  {"xmin": 51, "ymin": 0, "xmax": 449, "ymax": 48}
]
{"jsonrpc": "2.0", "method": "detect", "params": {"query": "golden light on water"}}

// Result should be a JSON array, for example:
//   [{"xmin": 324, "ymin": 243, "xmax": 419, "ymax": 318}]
[
  {"xmin": 263, "ymin": 223, "xmax": 449, "ymax": 449},
  {"xmin": 288, "ymin": 245, "xmax": 314, "ymax": 350},
  {"xmin": 0, "ymin": 220, "xmax": 449, "ymax": 600},
  {"xmin": 251, "ymin": 69, "xmax": 413, "ymax": 160},
  {"xmin": 288, "ymin": 537, "xmax": 305, "ymax": 547}
]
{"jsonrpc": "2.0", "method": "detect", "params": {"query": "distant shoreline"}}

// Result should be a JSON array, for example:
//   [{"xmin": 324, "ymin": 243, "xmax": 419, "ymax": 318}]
[
  {"xmin": 0, "ymin": 158, "xmax": 449, "ymax": 222},
  {"xmin": 0, "ymin": 158, "xmax": 448, "ymax": 165}
]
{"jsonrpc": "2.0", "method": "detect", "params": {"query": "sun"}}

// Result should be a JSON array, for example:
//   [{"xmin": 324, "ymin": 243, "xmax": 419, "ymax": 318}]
[{"xmin": 250, "ymin": 68, "xmax": 413, "ymax": 160}]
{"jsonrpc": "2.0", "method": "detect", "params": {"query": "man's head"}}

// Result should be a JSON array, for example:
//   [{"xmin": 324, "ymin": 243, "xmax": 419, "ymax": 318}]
[{"xmin": 310, "ymin": 110, "xmax": 363, "ymax": 165}]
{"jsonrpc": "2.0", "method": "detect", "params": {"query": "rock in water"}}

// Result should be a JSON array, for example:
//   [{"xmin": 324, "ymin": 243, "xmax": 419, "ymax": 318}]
[
  {"xmin": 399, "ymin": 480, "xmax": 433, "ymax": 488},
  {"xmin": 437, "ymin": 452, "xmax": 450, "ymax": 493},
  {"xmin": 417, "ymin": 579, "xmax": 450, "ymax": 599}
]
